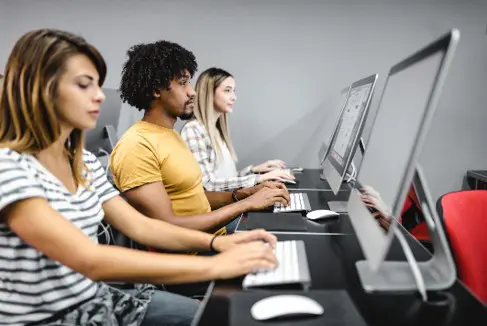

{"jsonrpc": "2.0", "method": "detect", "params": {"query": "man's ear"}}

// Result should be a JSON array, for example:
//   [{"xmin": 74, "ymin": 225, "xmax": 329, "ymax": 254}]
[{"xmin": 152, "ymin": 88, "xmax": 161, "ymax": 98}]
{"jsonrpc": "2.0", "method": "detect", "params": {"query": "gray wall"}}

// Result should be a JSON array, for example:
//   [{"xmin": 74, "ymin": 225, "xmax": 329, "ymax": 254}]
[{"xmin": 1, "ymin": 0, "xmax": 486, "ymax": 200}]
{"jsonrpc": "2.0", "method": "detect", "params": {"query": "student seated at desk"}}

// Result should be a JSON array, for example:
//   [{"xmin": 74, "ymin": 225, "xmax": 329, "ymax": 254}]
[
  {"xmin": 111, "ymin": 41, "xmax": 290, "ymax": 237},
  {"xmin": 0, "ymin": 29, "xmax": 280, "ymax": 326},
  {"xmin": 181, "ymin": 67, "xmax": 294, "ymax": 192}
]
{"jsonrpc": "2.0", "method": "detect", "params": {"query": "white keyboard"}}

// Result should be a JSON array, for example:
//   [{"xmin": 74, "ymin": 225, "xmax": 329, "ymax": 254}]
[
  {"xmin": 281, "ymin": 168, "xmax": 294, "ymax": 176},
  {"xmin": 274, "ymin": 192, "xmax": 311, "ymax": 213},
  {"xmin": 243, "ymin": 240, "xmax": 311, "ymax": 289}
]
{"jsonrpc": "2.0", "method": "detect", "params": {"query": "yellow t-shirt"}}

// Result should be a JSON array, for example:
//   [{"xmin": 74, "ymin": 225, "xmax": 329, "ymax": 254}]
[{"xmin": 110, "ymin": 121, "xmax": 226, "ymax": 236}]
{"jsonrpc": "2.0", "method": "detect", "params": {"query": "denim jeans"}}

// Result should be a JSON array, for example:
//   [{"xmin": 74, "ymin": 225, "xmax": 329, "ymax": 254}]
[{"xmin": 123, "ymin": 289, "xmax": 199, "ymax": 326}]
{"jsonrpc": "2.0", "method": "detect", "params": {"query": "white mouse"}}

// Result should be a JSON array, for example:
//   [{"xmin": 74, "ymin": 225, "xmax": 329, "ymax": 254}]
[
  {"xmin": 251, "ymin": 294, "xmax": 324, "ymax": 321},
  {"xmin": 306, "ymin": 209, "xmax": 339, "ymax": 220}
]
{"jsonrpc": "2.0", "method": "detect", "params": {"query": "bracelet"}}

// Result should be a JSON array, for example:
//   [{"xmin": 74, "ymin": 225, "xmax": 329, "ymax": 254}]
[
  {"xmin": 231, "ymin": 190, "xmax": 239, "ymax": 202},
  {"xmin": 209, "ymin": 235, "xmax": 219, "ymax": 252}
]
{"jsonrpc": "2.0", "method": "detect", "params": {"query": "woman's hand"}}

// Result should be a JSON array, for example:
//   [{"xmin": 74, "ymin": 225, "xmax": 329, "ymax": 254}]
[
  {"xmin": 212, "ymin": 229, "xmax": 278, "ymax": 252},
  {"xmin": 208, "ymin": 241, "xmax": 277, "ymax": 279},
  {"xmin": 258, "ymin": 169, "xmax": 295, "ymax": 183},
  {"xmin": 252, "ymin": 159, "xmax": 287, "ymax": 173}
]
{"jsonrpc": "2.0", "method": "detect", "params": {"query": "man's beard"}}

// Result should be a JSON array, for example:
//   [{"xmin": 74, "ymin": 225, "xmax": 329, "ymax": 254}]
[
  {"xmin": 179, "ymin": 100, "xmax": 194, "ymax": 120},
  {"xmin": 179, "ymin": 111, "xmax": 194, "ymax": 120}
]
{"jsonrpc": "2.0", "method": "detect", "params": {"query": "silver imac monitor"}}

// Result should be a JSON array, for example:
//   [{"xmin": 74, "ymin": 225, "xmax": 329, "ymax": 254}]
[
  {"xmin": 84, "ymin": 88, "xmax": 122, "ymax": 154},
  {"xmin": 322, "ymin": 74, "xmax": 378, "ymax": 195},
  {"xmin": 346, "ymin": 30, "xmax": 459, "ymax": 296},
  {"xmin": 318, "ymin": 86, "xmax": 351, "ymax": 165}
]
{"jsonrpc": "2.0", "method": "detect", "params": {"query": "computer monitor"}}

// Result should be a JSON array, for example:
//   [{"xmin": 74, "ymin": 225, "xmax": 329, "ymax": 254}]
[
  {"xmin": 346, "ymin": 29, "xmax": 459, "ymax": 296},
  {"xmin": 84, "ymin": 88, "xmax": 122, "ymax": 154},
  {"xmin": 318, "ymin": 86, "xmax": 351, "ymax": 165},
  {"xmin": 190, "ymin": 282, "xmax": 215, "ymax": 326},
  {"xmin": 322, "ymin": 74, "xmax": 378, "ymax": 195}
]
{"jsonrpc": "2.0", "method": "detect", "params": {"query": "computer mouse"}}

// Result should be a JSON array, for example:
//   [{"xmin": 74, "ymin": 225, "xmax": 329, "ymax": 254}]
[
  {"xmin": 251, "ymin": 294, "xmax": 324, "ymax": 321},
  {"xmin": 306, "ymin": 209, "xmax": 339, "ymax": 220},
  {"xmin": 292, "ymin": 167, "xmax": 304, "ymax": 172}
]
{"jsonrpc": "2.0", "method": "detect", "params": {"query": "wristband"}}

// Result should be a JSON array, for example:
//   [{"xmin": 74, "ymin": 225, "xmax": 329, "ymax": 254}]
[
  {"xmin": 210, "ymin": 235, "xmax": 219, "ymax": 252},
  {"xmin": 232, "ymin": 190, "xmax": 240, "ymax": 202}
]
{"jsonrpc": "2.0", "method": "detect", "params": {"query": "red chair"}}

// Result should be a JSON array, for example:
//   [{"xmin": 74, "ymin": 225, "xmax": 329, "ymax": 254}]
[{"xmin": 437, "ymin": 190, "xmax": 487, "ymax": 305}]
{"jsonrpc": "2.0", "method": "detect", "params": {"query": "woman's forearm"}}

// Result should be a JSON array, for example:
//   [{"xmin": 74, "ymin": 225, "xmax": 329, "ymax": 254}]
[
  {"xmin": 89, "ymin": 245, "xmax": 217, "ymax": 284},
  {"xmin": 130, "ymin": 215, "xmax": 218, "ymax": 252}
]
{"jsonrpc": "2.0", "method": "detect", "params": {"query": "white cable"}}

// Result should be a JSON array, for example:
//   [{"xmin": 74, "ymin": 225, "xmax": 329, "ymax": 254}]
[
  {"xmin": 97, "ymin": 222, "xmax": 111, "ymax": 245},
  {"xmin": 93, "ymin": 148, "xmax": 114, "ymax": 245},
  {"xmin": 394, "ymin": 227, "xmax": 428, "ymax": 302},
  {"xmin": 345, "ymin": 162, "xmax": 357, "ymax": 183}
]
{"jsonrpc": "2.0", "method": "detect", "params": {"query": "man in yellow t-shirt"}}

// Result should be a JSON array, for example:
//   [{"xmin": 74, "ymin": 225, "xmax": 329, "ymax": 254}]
[{"xmin": 110, "ymin": 40, "xmax": 289, "ymax": 241}]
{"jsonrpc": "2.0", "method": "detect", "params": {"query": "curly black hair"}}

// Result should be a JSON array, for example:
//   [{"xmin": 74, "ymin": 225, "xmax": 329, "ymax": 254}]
[{"xmin": 119, "ymin": 40, "xmax": 197, "ymax": 111}]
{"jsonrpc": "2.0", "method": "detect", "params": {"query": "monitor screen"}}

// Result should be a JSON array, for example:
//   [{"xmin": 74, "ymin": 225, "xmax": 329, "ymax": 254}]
[
  {"xmin": 346, "ymin": 30, "xmax": 459, "ymax": 271},
  {"xmin": 319, "ymin": 87, "xmax": 350, "ymax": 165},
  {"xmin": 329, "ymin": 84, "xmax": 372, "ymax": 170},
  {"xmin": 354, "ymin": 51, "xmax": 443, "ymax": 234},
  {"xmin": 322, "ymin": 74, "xmax": 377, "ymax": 194}
]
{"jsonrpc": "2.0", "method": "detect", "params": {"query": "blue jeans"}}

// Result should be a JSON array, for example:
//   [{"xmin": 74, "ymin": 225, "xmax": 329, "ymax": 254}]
[{"xmin": 124, "ymin": 289, "xmax": 199, "ymax": 326}]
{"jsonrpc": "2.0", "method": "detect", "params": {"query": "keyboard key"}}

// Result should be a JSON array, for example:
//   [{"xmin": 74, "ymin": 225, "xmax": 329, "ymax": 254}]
[{"xmin": 243, "ymin": 240, "xmax": 311, "ymax": 289}]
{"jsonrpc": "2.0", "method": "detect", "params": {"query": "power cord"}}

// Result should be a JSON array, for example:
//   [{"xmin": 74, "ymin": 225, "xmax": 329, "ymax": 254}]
[
  {"xmin": 345, "ymin": 162, "xmax": 357, "ymax": 183},
  {"xmin": 95, "ymin": 147, "xmax": 114, "ymax": 244}
]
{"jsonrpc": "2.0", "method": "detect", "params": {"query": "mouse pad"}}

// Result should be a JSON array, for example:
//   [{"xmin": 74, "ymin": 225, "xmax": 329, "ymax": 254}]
[
  {"xmin": 246, "ymin": 213, "xmax": 307, "ymax": 232},
  {"xmin": 229, "ymin": 290, "xmax": 367, "ymax": 326}
]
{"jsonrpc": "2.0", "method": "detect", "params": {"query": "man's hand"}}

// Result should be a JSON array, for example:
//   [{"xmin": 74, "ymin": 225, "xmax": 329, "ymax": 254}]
[
  {"xmin": 241, "ymin": 187, "xmax": 290, "ymax": 211},
  {"xmin": 208, "ymin": 242, "xmax": 277, "ymax": 280},
  {"xmin": 236, "ymin": 181, "xmax": 288, "ymax": 199},
  {"xmin": 212, "ymin": 229, "xmax": 278, "ymax": 252},
  {"xmin": 252, "ymin": 159, "xmax": 286, "ymax": 173}
]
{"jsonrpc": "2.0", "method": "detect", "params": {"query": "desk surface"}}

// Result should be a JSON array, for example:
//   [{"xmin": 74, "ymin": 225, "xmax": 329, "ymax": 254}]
[
  {"xmin": 196, "ymin": 171, "xmax": 487, "ymax": 325},
  {"xmin": 196, "ymin": 228, "xmax": 487, "ymax": 326},
  {"xmin": 236, "ymin": 189, "xmax": 353, "ymax": 234},
  {"xmin": 287, "ymin": 169, "xmax": 331, "ymax": 190},
  {"xmin": 466, "ymin": 170, "xmax": 487, "ymax": 182}
]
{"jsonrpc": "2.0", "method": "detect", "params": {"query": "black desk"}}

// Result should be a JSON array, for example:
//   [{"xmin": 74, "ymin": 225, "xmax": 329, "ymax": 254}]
[
  {"xmin": 466, "ymin": 170, "xmax": 487, "ymax": 190},
  {"xmin": 196, "ymin": 212, "xmax": 487, "ymax": 325},
  {"xmin": 196, "ymin": 226, "xmax": 487, "ymax": 325},
  {"xmin": 236, "ymin": 189, "xmax": 353, "ymax": 234},
  {"xmin": 287, "ymin": 169, "xmax": 331, "ymax": 190}
]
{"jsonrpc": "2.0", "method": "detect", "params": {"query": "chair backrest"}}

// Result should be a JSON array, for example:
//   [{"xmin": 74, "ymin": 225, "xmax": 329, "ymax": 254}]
[{"xmin": 437, "ymin": 190, "xmax": 487, "ymax": 304}]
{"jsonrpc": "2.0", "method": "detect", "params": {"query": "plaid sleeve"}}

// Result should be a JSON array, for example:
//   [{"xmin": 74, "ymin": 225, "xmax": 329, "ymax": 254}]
[
  {"xmin": 238, "ymin": 165, "xmax": 255, "ymax": 177},
  {"xmin": 181, "ymin": 122, "xmax": 258, "ymax": 191}
]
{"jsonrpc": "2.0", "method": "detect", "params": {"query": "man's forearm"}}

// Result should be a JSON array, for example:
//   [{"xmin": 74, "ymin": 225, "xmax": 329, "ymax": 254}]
[
  {"xmin": 205, "ymin": 189, "xmax": 250, "ymax": 210},
  {"xmin": 205, "ymin": 191, "xmax": 233, "ymax": 209},
  {"xmin": 150, "ymin": 200, "xmax": 250, "ymax": 234}
]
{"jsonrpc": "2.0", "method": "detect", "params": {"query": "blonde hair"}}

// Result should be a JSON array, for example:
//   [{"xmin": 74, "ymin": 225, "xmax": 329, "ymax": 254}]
[
  {"xmin": 0, "ymin": 29, "xmax": 107, "ymax": 186},
  {"xmin": 193, "ymin": 67, "xmax": 237, "ymax": 162}
]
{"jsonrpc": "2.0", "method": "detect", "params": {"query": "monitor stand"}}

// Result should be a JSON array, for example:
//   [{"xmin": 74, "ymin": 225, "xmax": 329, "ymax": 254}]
[
  {"xmin": 320, "ymin": 136, "xmax": 366, "ymax": 203},
  {"xmin": 327, "ymin": 162, "xmax": 358, "ymax": 213},
  {"xmin": 355, "ymin": 166, "xmax": 456, "ymax": 302}
]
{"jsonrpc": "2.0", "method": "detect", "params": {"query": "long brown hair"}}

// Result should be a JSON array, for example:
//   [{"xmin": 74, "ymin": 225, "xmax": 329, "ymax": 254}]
[
  {"xmin": 193, "ymin": 67, "xmax": 237, "ymax": 162},
  {"xmin": 0, "ymin": 29, "xmax": 106, "ymax": 186}
]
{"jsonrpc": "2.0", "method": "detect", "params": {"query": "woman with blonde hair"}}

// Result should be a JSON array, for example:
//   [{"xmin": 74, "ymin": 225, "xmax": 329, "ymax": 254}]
[
  {"xmin": 0, "ymin": 29, "xmax": 278, "ymax": 325},
  {"xmin": 181, "ymin": 67, "xmax": 294, "ymax": 192}
]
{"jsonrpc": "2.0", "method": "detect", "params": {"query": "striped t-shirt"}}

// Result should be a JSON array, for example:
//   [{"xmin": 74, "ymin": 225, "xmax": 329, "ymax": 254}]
[{"xmin": 0, "ymin": 148, "xmax": 119, "ymax": 325}]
